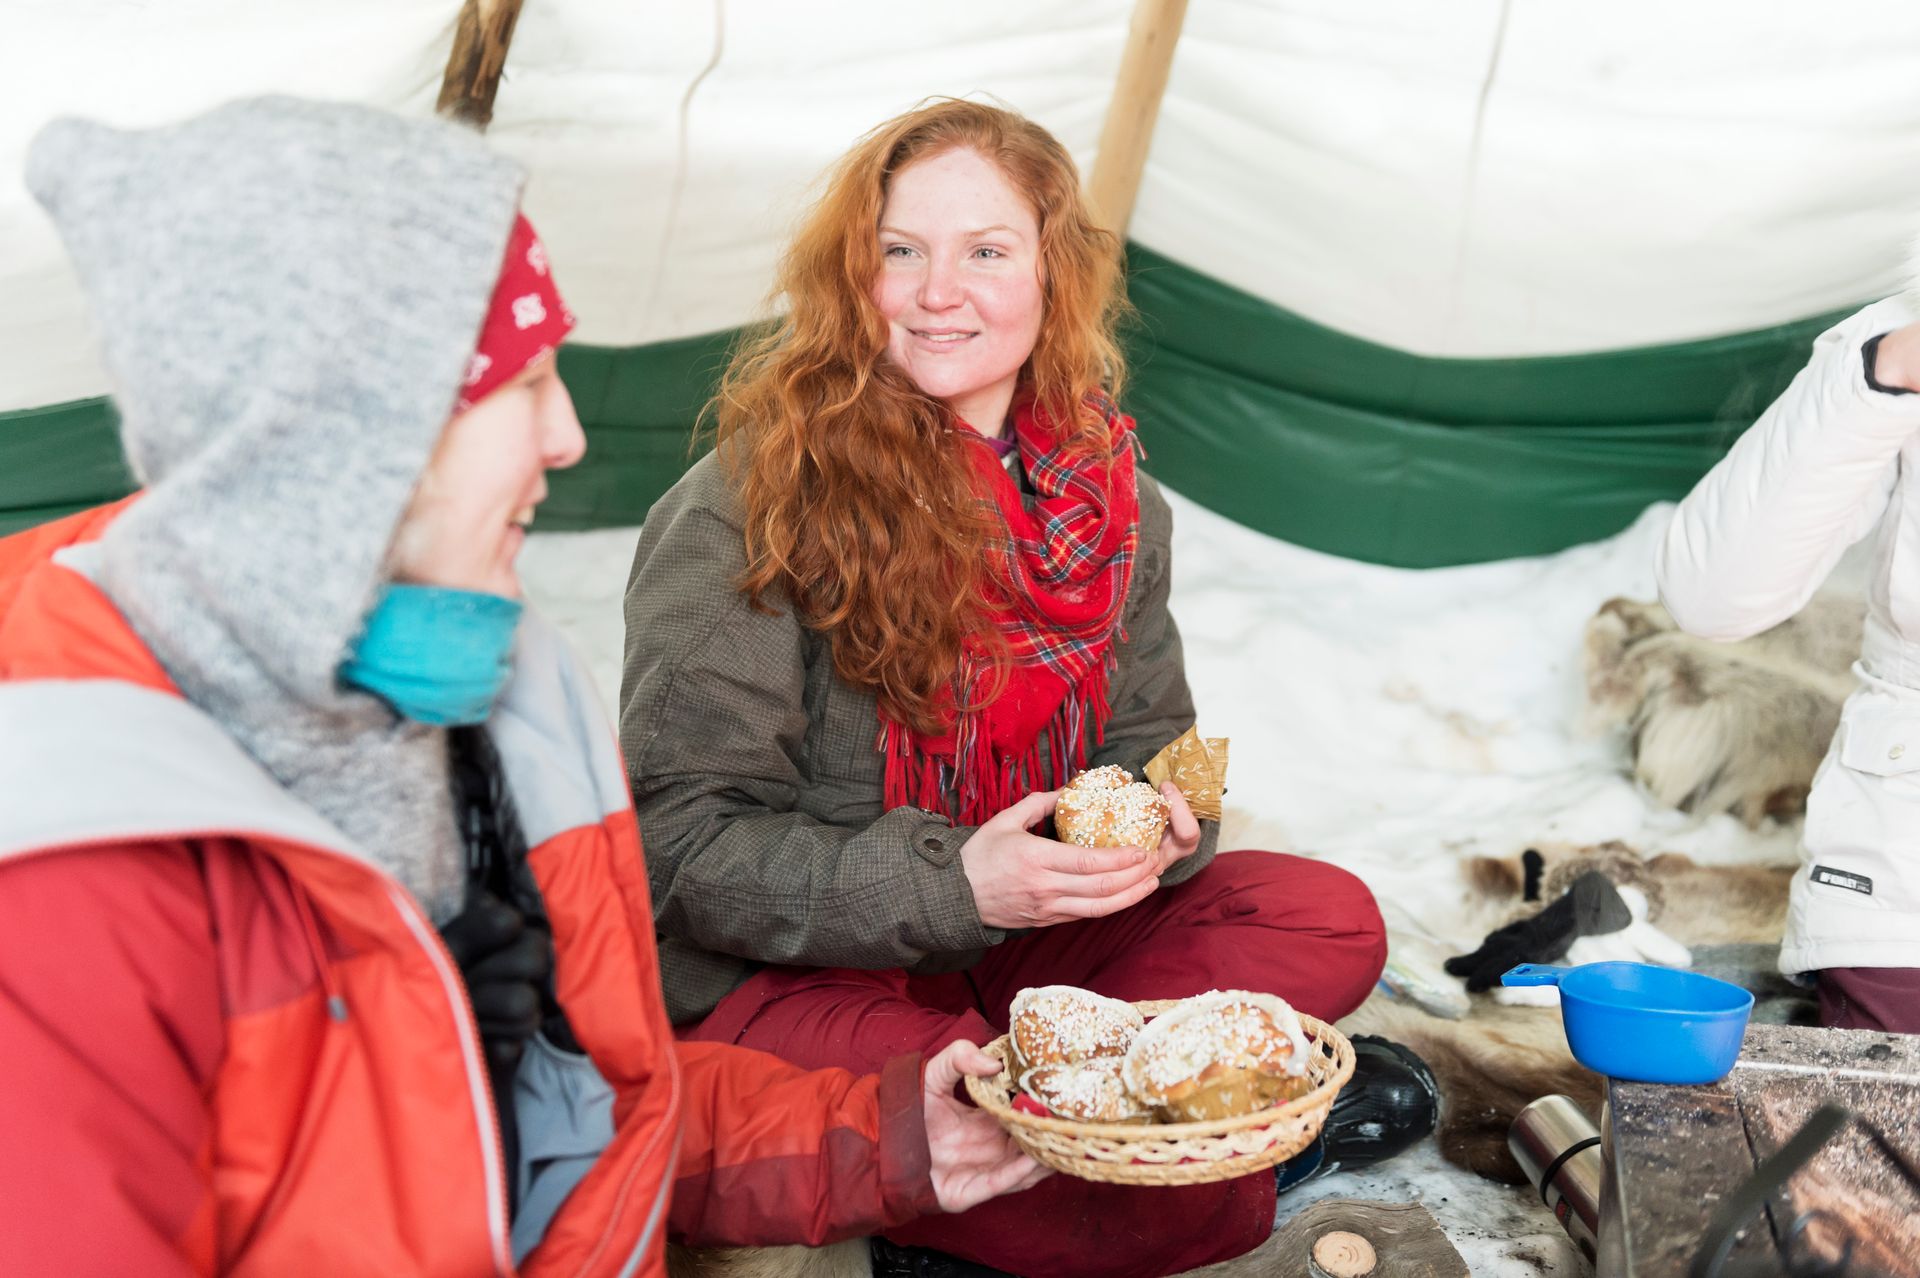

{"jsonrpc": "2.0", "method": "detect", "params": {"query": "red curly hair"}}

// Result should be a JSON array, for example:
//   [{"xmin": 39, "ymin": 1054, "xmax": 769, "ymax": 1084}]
[{"xmin": 711, "ymin": 99, "xmax": 1130, "ymax": 734}]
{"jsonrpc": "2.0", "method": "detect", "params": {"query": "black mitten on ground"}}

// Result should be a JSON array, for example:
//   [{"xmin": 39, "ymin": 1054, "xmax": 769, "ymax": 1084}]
[{"xmin": 1444, "ymin": 869, "xmax": 1632, "ymax": 992}]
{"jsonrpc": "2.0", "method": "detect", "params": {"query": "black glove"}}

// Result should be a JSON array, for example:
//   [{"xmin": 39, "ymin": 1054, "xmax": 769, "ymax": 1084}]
[
  {"xmin": 1444, "ymin": 870, "xmax": 1632, "ymax": 992},
  {"xmin": 439, "ymin": 891, "xmax": 554, "ymax": 1072}
]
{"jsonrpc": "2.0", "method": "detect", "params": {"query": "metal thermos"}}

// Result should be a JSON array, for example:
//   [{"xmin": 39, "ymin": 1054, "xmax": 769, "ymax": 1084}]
[{"xmin": 1510, "ymin": 1094, "xmax": 1603, "ymax": 1266}]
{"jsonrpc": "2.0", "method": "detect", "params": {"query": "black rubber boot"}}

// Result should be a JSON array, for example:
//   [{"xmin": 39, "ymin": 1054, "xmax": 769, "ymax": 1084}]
[
  {"xmin": 869, "ymin": 1238, "xmax": 1018, "ymax": 1278},
  {"xmin": 1275, "ymin": 1034, "xmax": 1439, "ymax": 1194},
  {"xmin": 1319, "ymin": 1034, "xmax": 1439, "ymax": 1175}
]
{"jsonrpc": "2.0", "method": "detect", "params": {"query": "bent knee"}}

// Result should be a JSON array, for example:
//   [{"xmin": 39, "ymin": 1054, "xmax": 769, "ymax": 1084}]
[
  {"xmin": 1212, "ymin": 851, "xmax": 1384, "ymax": 929},
  {"xmin": 1232, "ymin": 853, "xmax": 1387, "ymax": 999}
]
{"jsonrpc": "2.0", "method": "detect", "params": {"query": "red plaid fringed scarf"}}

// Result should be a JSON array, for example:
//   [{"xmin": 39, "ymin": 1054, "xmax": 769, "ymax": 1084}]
[{"xmin": 880, "ymin": 396, "xmax": 1141, "ymax": 825}]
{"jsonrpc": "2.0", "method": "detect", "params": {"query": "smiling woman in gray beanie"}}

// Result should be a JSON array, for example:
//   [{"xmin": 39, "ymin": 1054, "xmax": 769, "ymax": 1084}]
[{"xmin": 0, "ymin": 95, "xmax": 1041, "ymax": 1278}]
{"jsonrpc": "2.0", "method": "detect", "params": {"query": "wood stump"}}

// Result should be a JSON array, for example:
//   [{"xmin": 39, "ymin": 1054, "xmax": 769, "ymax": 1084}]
[
  {"xmin": 1309, "ymin": 1229, "xmax": 1378, "ymax": 1276},
  {"xmin": 1185, "ymin": 1199, "xmax": 1467, "ymax": 1278}
]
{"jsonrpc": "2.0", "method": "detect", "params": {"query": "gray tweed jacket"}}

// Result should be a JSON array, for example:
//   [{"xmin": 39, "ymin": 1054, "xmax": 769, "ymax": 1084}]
[{"xmin": 619, "ymin": 452, "xmax": 1217, "ymax": 1024}]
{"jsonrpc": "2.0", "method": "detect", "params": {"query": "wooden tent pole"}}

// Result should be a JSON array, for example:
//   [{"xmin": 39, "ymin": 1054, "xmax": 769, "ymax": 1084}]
[
  {"xmin": 1086, "ymin": 0, "xmax": 1190, "ymax": 236},
  {"xmin": 436, "ymin": 0, "xmax": 527, "ymax": 130}
]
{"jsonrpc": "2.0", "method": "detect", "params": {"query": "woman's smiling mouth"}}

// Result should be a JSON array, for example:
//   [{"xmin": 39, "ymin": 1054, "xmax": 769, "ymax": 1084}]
[{"xmin": 912, "ymin": 328, "xmax": 977, "ymax": 346}]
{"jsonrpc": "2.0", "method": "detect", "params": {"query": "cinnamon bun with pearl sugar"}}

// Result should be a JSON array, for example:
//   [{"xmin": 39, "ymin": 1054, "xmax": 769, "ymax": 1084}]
[
  {"xmin": 1054, "ymin": 765, "xmax": 1170, "ymax": 850},
  {"xmin": 1007, "ymin": 985, "xmax": 1143, "ymax": 1078},
  {"xmin": 1123, "ymin": 990, "xmax": 1313, "ymax": 1122}
]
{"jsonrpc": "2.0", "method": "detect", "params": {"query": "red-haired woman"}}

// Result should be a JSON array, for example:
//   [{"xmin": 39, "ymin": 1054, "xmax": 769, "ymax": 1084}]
[{"xmin": 621, "ymin": 101, "xmax": 1434, "ymax": 1277}]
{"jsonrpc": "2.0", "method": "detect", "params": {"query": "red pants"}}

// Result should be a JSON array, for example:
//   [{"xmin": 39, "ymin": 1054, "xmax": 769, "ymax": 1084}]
[
  {"xmin": 684, "ymin": 851, "xmax": 1387, "ymax": 1278},
  {"xmin": 1819, "ymin": 967, "xmax": 1920, "ymax": 1033}
]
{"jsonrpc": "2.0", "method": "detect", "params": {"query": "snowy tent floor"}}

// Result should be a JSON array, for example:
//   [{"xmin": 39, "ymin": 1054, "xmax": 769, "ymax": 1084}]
[{"xmin": 520, "ymin": 490, "xmax": 1807, "ymax": 1275}]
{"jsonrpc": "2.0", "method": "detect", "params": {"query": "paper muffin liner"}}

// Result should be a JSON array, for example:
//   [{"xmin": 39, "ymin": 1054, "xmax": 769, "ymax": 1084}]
[{"xmin": 1144, "ymin": 727, "xmax": 1229, "ymax": 822}]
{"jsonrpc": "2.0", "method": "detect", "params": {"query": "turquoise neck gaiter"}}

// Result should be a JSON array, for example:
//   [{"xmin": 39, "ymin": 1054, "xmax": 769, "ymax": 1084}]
[{"xmin": 338, "ymin": 584, "xmax": 524, "ymax": 726}]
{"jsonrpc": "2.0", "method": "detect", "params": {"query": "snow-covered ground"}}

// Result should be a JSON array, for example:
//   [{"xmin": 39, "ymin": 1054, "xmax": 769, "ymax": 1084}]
[
  {"xmin": 521, "ymin": 488, "xmax": 1807, "ymax": 1274},
  {"xmin": 1169, "ymin": 493, "xmax": 1802, "ymax": 929}
]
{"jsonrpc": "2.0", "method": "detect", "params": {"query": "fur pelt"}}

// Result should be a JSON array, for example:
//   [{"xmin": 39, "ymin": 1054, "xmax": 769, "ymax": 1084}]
[
  {"xmin": 1362, "ymin": 840, "xmax": 1792, "ymax": 1184},
  {"xmin": 1468, "ymin": 842, "xmax": 1791, "ymax": 947},
  {"xmin": 667, "ymin": 1242, "xmax": 870, "ymax": 1278},
  {"xmin": 1347, "ymin": 995, "xmax": 1603, "ymax": 1184},
  {"xmin": 1473, "ymin": 840, "xmax": 1669, "ymax": 927},
  {"xmin": 1583, "ymin": 594, "xmax": 1863, "ymax": 826}
]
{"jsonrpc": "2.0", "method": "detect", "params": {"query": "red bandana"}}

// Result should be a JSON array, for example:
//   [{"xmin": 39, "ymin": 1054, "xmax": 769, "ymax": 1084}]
[
  {"xmin": 880, "ymin": 397, "xmax": 1141, "ymax": 825},
  {"xmin": 456, "ymin": 214, "xmax": 576, "ymax": 411}
]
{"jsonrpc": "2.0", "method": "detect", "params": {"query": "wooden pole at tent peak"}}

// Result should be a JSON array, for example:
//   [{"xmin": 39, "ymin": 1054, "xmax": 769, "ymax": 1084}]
[
  {"xmin": 1087, "ymin": 0, "xmax": 1190, "ymax": 237},
  {"xmin": 437, "ymin": 0, "xmax": 526, "ymax": 130}
]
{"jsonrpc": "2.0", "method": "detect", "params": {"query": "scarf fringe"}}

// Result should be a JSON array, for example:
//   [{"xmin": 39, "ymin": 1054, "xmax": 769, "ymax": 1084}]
[
  {"xmin": 881, "ymin": 647, "xmax": 1117, "ymax": 826},
  {"xmin": 877, "ymin": 395, "xmax": 1138, "ymax": 828}
]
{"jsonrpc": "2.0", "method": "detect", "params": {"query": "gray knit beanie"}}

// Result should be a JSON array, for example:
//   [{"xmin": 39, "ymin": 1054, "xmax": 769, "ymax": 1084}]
[{"xmin": 27, "ymin": 96, "xmax": 526, "ymax": 921}]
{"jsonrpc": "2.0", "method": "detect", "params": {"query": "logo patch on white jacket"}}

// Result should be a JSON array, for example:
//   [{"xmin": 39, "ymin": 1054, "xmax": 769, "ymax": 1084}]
[{"xmin": 1811, "ymin": 865, "xmax": 1874, "ymax": 896}]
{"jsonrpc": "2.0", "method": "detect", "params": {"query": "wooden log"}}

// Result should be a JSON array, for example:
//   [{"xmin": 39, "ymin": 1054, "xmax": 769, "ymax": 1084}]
[
  {"xmin": 1603, "ymin": 1079, "xmax": 1771, "ymax": 1277},
  {"xmin": 1182, "ymin": 1198, "xmax": 1467, "ymax": 1278},
  {"xmin": 1310, "ymin": 1229, "xmax": 1378, "ymax": 1277},
  {"xmin": 1086, "ymin": 0, "xmax": 1189, "ymax": 236},
  {"xmin": 1603, "ymin": 1023, "xmax": 1920, "ymax": 1276},
  {"xmin": 1736, "ymin": 1069, "xmax": 1920, "ymax": 1276},
  {"xmin": 436, "ymin": 0, "xmax": 527, "ymax": 130}
]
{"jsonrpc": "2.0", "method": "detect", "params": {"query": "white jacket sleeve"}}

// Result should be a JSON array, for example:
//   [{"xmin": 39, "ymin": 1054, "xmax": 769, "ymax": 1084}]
[{"xmin": 1657, "ymin": 298, "xmax": 1920, "ymax": 641}]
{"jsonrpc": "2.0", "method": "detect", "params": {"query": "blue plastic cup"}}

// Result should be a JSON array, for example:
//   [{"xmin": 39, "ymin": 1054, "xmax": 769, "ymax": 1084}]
[{"xmin": 1501, "ymin": 962, "xmax": 1754, "ymax": 1085}]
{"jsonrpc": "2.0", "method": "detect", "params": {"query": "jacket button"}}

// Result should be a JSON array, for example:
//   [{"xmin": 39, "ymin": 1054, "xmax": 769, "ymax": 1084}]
[
  {"xmin": 1892, "ymin": 744, "xmax": 1906, "ymax": 761},
  {"xmin": 915, "ymin": 832, "xmax": 955, "ymax": 867}
]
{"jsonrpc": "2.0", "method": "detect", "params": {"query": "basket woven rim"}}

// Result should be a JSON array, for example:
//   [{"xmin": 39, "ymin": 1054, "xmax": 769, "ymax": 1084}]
[{"xmin": 965, "ymin": 998, "xmax": 1354, "ymax": 1140}]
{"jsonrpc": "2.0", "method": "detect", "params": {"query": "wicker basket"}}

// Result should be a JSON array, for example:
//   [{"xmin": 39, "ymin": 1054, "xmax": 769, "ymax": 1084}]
[{"xmin": 963, "ymin": 999, "xmax": 1354, "ymax": 1186}]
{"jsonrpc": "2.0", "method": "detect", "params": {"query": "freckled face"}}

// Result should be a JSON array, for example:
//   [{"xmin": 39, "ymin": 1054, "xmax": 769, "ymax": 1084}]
[{"xmin": 872, "ymin": 147, "xmax": 1045, "ymax": 433}]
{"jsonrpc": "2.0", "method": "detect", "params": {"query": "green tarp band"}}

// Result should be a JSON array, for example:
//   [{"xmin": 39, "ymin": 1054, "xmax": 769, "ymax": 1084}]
[
  {"xmin": 1119, "ymin": 245, "xmax": 1852, "ymax": 565},
  {"xmin": 0, "ymin": 247, "xmax": 1859, "ymax": 565},
  {"xmin": 534, "ymin": 330, "xmax": 734, "ymax": 529},
  {"xmin": 0, "ymin": 397, "xmax": 135, "ymax": 532},
  {"xmin": 1124, "ymin": 245, "xmax": 1843, "ymax": 426},
  {"xmin": 0, "ymin": 330, "xmax": 736, "ymax": 539}
]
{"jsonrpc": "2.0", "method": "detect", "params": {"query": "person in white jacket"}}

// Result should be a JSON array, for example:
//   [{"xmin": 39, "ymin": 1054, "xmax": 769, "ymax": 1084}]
[{"xmin": 1658, "ymin": 296, "xmax": 1920, "ymax": 1033}]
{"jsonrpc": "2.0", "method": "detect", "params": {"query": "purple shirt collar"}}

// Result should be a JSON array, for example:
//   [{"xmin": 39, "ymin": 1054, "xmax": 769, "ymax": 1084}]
[
  {"xmin": 953, "ymin": 420, "xmax": 1018, "ymax": 459},
  {"xmin": 975, "ymin": 430, "xmax": 1018, "ymax": 459}
]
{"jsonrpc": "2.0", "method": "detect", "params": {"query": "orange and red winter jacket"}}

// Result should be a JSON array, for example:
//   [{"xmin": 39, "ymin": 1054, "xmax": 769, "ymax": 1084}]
[{"xmin": 0, "ymin": 505, "xmax": 940, "ymax": 1277}]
